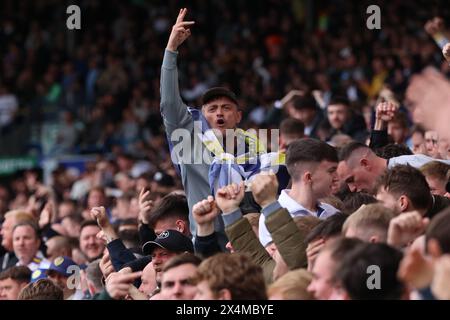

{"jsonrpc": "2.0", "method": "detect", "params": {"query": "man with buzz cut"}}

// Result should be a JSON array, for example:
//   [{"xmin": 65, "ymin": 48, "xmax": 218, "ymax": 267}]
[
  {"xmin": 337, "ymin": 141, "xmax": 450, "ymax": 194},
  {"xmin": 161, "ymin": 8, "xmax": 279, "ymax": 247}
]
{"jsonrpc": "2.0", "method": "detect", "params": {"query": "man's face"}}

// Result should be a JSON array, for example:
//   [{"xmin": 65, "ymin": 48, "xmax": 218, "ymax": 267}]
[
  {"xmin": 0, "ymin": 278, "xmax": 26, "ymax": 300},
  {"xmin": 79, "ymin": 225, "xmax": 104, "ymax": 261},
  {"xmin": 411, "ymin": 132, "xmax": 426, "ymax": 155},
  {"xmin": 151, "ymin": 248, "xmax": 177, "ymax": 275},
  {"xmin": 327, "ymin": 104, "xmax": 348, "ymax": 130},
  {"xmin": 438, "ymin": 138, "xmax": 450, "ymax": 160},
  {"xmin": 87, "ymin": 190, "xmax": 106, "ymax": 208},
  {"xmin": 139, "ymin": 262, "xmax": 157, "ymax": 296},
  {"xmin": 61, "ymin": 217, "xmax": 81, "ymax": 238},
  {"xmin": 337, "ymin": 160, "xmax": 378, "ymax": 194},
  {"xmin": 202, "ymin": 97, "xmax": 242, "ymax": 136},
  {"xmin": 58, "ymin": 203, "xmax": 75, "ymax": 219},
  {"xmin": 0, "ymin": 217, "xmax": 14, "ymax": 251},
  {"xmin": 387, "ymin": 122, "xmax": 407, "ymax": 144},
  {"xmin": 45, "ymin": 238, "xmax": 70, "ymax": 262},
  {"xmin": 425, "ymin": 131, "xmax": 440, "ymax": 158},
  {"xmin": 376, "ymin": 187, "xmax": 401, "ymax": 212},
  {"xmin": 307, "ymin": 250, "xmax": 336, "ymax": 300},
  {"xmin": 12, "ymin": 225, "xmax": 40, "ymax": 263},
  {"xmin": 160, "ymin": 263, "xmax": 197, "ymax": 300},
  {"xmin": 47, "ymin": 271, "xmax": 68, "ymax": 291},
  {"xmin": 424, "ymin": 176, "xmax": 447, "ymax": 196},
  {"xmin": 194, "ymin": 280, "xmax": 217, "ymax": 300},
  {"xmin": 289, "ymin": 108, "xmax": 316, "ymax": 126},
  {"xmin": 311, "ymin": 160, "xmax": 339, "ymax": 198}
]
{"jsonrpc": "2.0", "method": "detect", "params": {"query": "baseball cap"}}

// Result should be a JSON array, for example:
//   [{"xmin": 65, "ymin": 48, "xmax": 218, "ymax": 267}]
[
  {"xmin": 153, "ymin": 171, "xmax": 175, "ymax": 187},
  {"xmin": 201, "ymin": 87, "xmax": 239, "ymax": 106},
  {"xmin": 142, "ymin": 229, "xmax": 194, "ymax": 255},
  {"xmin": 46, "ymin": 256, "xmax": 79, "ymax": 277},
  {"xmin": 31, "ymin": 269, "xmax": 48, "ymax": 282}
]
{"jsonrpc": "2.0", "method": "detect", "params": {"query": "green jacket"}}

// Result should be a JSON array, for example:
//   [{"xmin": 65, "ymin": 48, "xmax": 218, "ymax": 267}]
[
  {"xmin": 222, "ymin": 201, "xmax": 308, "ymax": 284},
  {"xmin": 225, "ymin": 216, "xmax": 275, "ymax": 285},
  {"xmin": 263, "ymin": 201, "xmax": 308, "ymax": 270}
]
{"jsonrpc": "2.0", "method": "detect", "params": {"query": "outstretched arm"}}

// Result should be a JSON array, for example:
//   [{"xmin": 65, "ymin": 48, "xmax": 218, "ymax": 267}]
[
  {"xmin": 215, "ymin": 182, "xmax": 275, "ymax": 284},
  {"xmin": 424, "ymin": 17, "xmax": 450, "ymax": 50},
  {"xmin": 251, "ymin": 173, "xmax": 309, "ymax": 270},
  {"xmin": 160, "ymin": 8, "xmax": 196, "ymax": 134}
]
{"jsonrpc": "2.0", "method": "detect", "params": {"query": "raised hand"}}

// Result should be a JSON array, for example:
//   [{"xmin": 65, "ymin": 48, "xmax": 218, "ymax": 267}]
[
  {"xmin": 431, "ymin": 255, "xmax": 450, "ymax": 300},
  {"xmin": 99, "ymin": 250, "xmax": 115, "ymax": 279},
  {"xmin": 306, "ymin": 238, "xmax": 326, "ymax": 272},
  {"xmin": 406, "ymin": 67, "xmax": 450, "ymax": 141},
  {"xmin": 166, "ymin": 8, "xmax": 195, "ymax": 52},
  {"xmin": 280, "ymin": 89, "xmax": 303, "ymax": 106},
  {"xmin": 90, "ymin": 206, "xmax": 110, "ymax": 229},
  {"xmin": 138, "ymin": 188, "xmax": 154, "ymax": 224},
  {"xmin": 374, "ymin": 101, "xmax": 398, "ymax": 131},
  {"xmin": 215, "ymin": 181, "xmax": 245, "ymax": 214},
  {"xmin": 193, "ymin": 196, "xmax": 220, "ymax": 225},
  {"xmin": 397, "ymin": 248, "xmax": 434, "ymax": 290},
  {"xmin": 250, "ymin": 172, "xmax": 279, "ymax": 208},
  {"xmin": 106, "ymin": 271, "xmax": 143, "ymax": 300},
  {"xmin": 91, "ymin": 206, "xmax": 117, "ymax": 243},
  {"xmin": 424, "ymin": 17, "xmax": 445, "ymax": 36},
  {"xmin": 443, "ymin": 43, "xmax": 450, "ymax": 62},
  {"xmin": 38, "ymin": 201, "xmax": 54, "ymax": 229},
  {"xmin": 387, "ymin": 211, "xmax": 429, "ymax": 248}
]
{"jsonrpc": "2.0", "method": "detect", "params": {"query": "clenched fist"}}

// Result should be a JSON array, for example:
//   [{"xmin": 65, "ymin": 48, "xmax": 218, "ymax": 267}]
[
  {"xmin": 375, "ymin": 101, "xmax": 398, "ymax": 122},
  {"xmin": 91, "ymin": 206, "xmax": 110, "ymax": 229},
  {"xmin": 215, "ymin": 182, "xmax": 245, "ymax": 214},
  {"xmin": 193, "ymin": 196, "xmax": 220, "ymax": 226},
  {"xmin": 387, "ymin": 211, "xmax": 429, "ymax": 248},
  {"xmin": 424, "ymin": 17, "xmax": 445, "ymax": 36},
  {"xmin": 250, "ymin": 172, "xmax": 279, "ymax": 208},
  {"xmin": 443, "ymin": 43, "xmax": 450, "ymax": 62}
]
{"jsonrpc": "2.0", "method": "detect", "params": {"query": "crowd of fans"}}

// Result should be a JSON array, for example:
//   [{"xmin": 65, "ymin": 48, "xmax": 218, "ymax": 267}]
[{"xmin": 1, "ymin": 0, "xmax": 450, "ymax": 301}]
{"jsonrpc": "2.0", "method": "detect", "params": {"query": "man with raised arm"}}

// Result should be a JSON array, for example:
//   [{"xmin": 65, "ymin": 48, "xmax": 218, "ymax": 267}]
[{"xmin": 160, "ymin": 8, "xmax": 273, "ymax": 247}]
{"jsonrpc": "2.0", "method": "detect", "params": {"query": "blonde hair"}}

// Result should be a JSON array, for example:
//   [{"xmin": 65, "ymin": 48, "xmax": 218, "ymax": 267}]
[
  {"xmin": 193, "ymin": 253, "xmax": 266, "ymax": 300},
  {"xmin": 342, "ymin": 204, "xmax": 395, "ymax": 242},
  {"xmin": 420, "ymin": 161, "xmax": 450, "ymax": 181},
  {"xmin": 267, "ymin": 268, "xmax": 314, "ymax": 300},
  {"xmin": 4, "ymin": 210, "xmax": 36, "ymax": 225}
]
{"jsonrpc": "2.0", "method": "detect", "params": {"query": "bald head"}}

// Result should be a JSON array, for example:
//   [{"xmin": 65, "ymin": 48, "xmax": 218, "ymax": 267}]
[{"xmin": 337, "ymin": 142, "xmax": 386, "ymax": 194}]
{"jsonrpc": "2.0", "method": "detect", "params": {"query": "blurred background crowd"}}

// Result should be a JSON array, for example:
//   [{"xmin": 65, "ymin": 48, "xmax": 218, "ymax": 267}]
[{"xmin": 1, "ymin": 0, "xmax": 450, "ymax": 301}]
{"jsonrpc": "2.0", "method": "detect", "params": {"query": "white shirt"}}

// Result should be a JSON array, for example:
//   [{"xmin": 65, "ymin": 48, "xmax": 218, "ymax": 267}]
[
  {"xmin": 388, "ymin": 154, "xmax": 450, "ymax": 169},
  {"xmin": 258, "ymin": 190, "xmax": 340, "ymax": 247}
]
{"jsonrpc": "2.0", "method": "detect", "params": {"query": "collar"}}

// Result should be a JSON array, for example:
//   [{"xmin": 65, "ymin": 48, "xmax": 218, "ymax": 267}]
[
  {"xmin": 278, "ymin": 189, "xmax": 339, "ymax": 218},
  {"xmin": 278, "ymin": 190, "xmax": 322, "ymax": 216}
]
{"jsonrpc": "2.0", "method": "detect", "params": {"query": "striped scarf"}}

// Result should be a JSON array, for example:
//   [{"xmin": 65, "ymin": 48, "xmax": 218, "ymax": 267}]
[{"xmin": 189, "ymin": 108, "xmax": 285, "ymax": 196}]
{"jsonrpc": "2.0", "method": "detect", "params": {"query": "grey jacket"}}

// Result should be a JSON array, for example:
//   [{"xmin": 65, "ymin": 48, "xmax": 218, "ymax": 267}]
[{"xmin": 160, "ymin": 49, "xmax": 226, "ymax": 246}]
